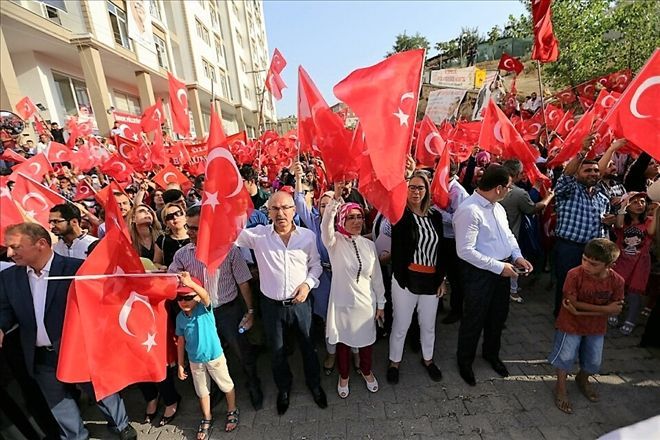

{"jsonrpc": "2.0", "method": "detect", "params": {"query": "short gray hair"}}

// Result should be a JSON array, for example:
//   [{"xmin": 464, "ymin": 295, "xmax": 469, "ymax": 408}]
[{"xmin": 502, "ymin": 159, "xmax": 523, "ymax": 176}]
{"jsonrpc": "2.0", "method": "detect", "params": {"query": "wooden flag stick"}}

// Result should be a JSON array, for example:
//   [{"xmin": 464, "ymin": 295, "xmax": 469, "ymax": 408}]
[{"xmin": 535, "ymin": 60, "xmax": 551, "ymax": 148}]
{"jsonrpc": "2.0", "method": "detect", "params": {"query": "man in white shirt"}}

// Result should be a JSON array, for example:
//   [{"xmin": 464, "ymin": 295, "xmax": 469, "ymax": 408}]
[
  {"xmin": 453, "ymin": 165, "xmax": 533, "ymax": 386},
  {"xmin": 235, "ymin": 191, "xmax": 326, "ymax": 415},
  {"xmin": 49, "ymin": 203, "xmax": 98, "ymax": 260},
  {"xmin": 35, "ymin": 133, "xmax": 51, "ymax": 156}
]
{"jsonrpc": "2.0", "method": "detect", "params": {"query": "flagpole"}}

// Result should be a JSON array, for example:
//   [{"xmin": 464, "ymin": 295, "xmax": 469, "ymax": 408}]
[{"xmin": 535, "ymin": 60, "xmax": 551, "ymax": 149}]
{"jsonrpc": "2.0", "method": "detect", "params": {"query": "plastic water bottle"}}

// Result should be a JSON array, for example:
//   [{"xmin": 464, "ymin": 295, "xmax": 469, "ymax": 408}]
[{"xmin": 238, "ymin": 314, "xmax": 252, "ymax": 334}]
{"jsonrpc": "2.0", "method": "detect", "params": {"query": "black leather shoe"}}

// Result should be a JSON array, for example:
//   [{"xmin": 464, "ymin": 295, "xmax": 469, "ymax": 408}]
[
  {"xmin": 485, "ymin": 357, "xmax": 509, "ymax": 377},
  {"xmin": 118, "ymin": 424, "xmax": 137, "ymax": 440},
  {"xmin": 310, "ymin": 387, "xmax": 328, "ymax": 409},
  {"xmin": 441, "ymin": 313, "xmax": 461, "ymax": 324},
  {"xmin": 386, "ymin": 366, "xmax": 399, "ymax": 384},
  {"xmin": 458, "ymin": 363, "xmax": 476, "ymax": 386},
  {"xmin": 249, "ymin": 386, "xmax": 264, "ymax": 410},
  {"xmin": 276, "ymin": 391, "xmax": 290, "ymax": 415},
  {"xmin": 422, "ymin": 360, "xmax": 443, "ymax": 382}
]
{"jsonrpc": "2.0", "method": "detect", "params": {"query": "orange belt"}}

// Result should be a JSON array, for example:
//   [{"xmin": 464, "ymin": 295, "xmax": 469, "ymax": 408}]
[{"xmin": 408, "ymin": 263, "xmax": 436, "ymax": 274}]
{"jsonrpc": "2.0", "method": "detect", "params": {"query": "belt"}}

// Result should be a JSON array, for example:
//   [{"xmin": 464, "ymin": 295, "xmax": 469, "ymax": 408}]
[
  {"xmin": 215, "ymin": 296, "xmax": 238, "ymax": 309},
  {"xmin": 321, "ymin": 262, "xmax": 332, "ymax": 272},
  {"xmin": 35, "ymin": 345, "xmax": 55, "ymax": 352},
  {"xmin": 263, "ymin": 295, "xmax": 296, "ymax": 306},
  {"xmin": 499, "ymin": 257, "xmax": 512, "ymax": 263}
]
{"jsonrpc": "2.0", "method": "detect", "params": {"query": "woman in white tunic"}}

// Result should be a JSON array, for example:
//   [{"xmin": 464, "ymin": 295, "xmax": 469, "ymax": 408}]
[{"xmin": 321, "ymin": 192, "xmax": 385, "ymax": 398}]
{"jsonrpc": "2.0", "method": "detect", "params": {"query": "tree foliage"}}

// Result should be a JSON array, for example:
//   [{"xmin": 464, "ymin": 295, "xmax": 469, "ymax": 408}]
[
  {"xmin": 502, "ymin": 14, "xmax": 532, "ymax": 39},
  {"xmin": 544, "ymin": 0, "xmax": 660, "ymax": 88},
  {"xmin": 386, "ymin": 31, "xmax": 430, "ymax": 57},
  {"xmin": 487, "ymin": 25, "xmax": 502, "ymax": 43}
]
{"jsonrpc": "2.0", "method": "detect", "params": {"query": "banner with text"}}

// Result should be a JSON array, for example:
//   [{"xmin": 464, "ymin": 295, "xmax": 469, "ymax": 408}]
[
  {"xmin": 425, "ymin": 89, "xmax": 468, "ymax": 124},
  {"xmin": 429, "ymin": 66, "xmax": 477, "ymax": 89}
]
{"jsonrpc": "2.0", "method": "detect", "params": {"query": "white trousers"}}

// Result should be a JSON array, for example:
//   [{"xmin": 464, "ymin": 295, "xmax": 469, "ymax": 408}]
[{"xmin": 388, "ymin": 278, "xmax": 439, "ymax": 363}]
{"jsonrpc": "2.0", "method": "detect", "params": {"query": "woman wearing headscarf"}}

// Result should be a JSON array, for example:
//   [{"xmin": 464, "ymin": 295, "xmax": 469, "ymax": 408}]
[
  {"xmin": 387, "ymin": 170, "xmax": 447, "ymax": 385},
  {"xmin": 321, "ymin": 187, "xmax": 385, "ymax": 398}
]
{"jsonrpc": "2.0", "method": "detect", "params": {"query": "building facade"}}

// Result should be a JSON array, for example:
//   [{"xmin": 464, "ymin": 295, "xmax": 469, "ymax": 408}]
[{"xmin": 0, "ymin": 0, "xmax": 276, "ymax": 139}]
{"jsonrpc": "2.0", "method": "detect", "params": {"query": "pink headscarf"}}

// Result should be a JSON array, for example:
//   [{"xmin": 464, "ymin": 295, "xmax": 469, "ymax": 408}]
[{"xmin": 336, "ymin": 202, "xmax": 364, "ymax": 237}]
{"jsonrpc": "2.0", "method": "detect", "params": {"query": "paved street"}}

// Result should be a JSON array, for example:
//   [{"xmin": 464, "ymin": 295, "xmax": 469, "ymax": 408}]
[{"xmin": 76, "ymin": 273, "xmax": 659, "ymax": 439}]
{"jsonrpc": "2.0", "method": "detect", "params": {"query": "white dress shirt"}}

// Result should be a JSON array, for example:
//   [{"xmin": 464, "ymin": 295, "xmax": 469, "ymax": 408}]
[
  {"xmin": 437, "ymin": 177, "xmax": 469, "ymax": 239},
  {"xmin": 53, "ymin": 232, "xmax": 98, "ymax": 260},
  {"xmin": 453, "ymin": 191, "xmax": 522, "ymax": 275},
  {"xmin": 27, "ymin": 252, "xmax": 55, "ymax": 347},
  {"xmin": 236, "ymin": 224, "xmax": 322, "ymax": 300}
]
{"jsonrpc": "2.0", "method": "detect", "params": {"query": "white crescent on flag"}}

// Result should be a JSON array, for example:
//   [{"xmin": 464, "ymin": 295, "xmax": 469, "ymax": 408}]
[{"xmin": 629, "ymin": 76, "xmax": 660, "ymax": 119}]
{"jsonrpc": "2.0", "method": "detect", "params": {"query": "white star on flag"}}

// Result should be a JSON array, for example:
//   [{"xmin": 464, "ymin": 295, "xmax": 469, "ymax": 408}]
[
  {"xmin": 203, "ymin": 191, "xmax": 220, "ymax": 210},
  {"xmin": 142, "ymin": 332, "xmax": 157, "ymax": 352},
  {"xmin": 393, "ymin": 108, "xmax": 409, "ymax": 126},
  {"xmin": 0, "ymin": 186, "xmax": 10, "ymax": 198}
]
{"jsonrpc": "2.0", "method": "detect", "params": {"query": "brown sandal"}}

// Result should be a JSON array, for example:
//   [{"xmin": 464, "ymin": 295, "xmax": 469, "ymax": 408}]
[
  {"xmin": 554, "ymin": 392, "xmax": 573, "ymax": 414},
  {"xmin": 577, "ymin": 378, "xmax": 599, "ymax": 402}
]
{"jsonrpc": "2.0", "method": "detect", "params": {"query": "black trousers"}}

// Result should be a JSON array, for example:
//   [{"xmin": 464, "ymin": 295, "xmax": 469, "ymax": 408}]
[
  {"xmin": 456, "ymin": 261, "xmax": 510, "ymax": 366},
  {"xmin": 137, "ymin": 366, "xmax": 180, "ymax": 407},
  {"xmin": 443, "ymin": 237, "xmax": 464, "ymax": 316}
]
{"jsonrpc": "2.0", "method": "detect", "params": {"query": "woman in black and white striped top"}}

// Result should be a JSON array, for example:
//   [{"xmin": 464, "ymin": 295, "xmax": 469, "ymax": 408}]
[{"xmin": 387, "ymin": 171, "xmax": 447, "ymax": 385}]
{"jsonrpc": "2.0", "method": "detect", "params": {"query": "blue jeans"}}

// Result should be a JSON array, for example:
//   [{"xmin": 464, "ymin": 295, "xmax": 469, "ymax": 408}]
[
  {"xmin": 548, "ymin": 330, "xmax": 604, "ymax": 374},
  {"xmin": 260, "ymin": 296, "xmax": 321, "ymax": 392},
  {"xmin": 553, "ymin": 239, "xmax": 585, "ymax": 317}
]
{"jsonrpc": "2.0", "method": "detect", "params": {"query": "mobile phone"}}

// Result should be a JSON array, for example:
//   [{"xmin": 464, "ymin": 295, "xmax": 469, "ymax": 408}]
[{"xmin": 513, "ymin": 266, "xmax": 528, "ymax": 275}]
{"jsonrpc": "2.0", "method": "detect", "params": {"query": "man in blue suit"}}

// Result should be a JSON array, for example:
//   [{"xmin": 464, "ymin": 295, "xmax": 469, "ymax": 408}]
[{"xmin": 0, "ymin": 223, "xmax": 137, "ymax": 440}]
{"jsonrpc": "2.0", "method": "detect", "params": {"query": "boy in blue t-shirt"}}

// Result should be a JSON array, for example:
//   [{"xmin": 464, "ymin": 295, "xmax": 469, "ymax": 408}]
[{"xmin": 175, "ymin": 272, "xmax": 238, "ymax": 437}]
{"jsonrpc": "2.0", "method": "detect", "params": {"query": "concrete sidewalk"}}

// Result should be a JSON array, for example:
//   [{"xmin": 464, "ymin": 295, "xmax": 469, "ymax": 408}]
[{"xmin": 72, "ymin": 272, "xmax": 659, "ymax": 439}]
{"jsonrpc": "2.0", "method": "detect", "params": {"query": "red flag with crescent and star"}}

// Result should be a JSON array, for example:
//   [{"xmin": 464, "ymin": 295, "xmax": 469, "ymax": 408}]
[
  {"xmin": 0, "ymin": 148, "xmax": 26, "ymax": 164},
  {"xmin": 8, "ymin": 153, "xmax": 52, "ymax": 182},
  {"xmin": 531, "ymin": 0, "xmax": 559, "ymax": 63},
  {"xmin": 100, "ymin": 155, "xmax": 135, "ymax": 183},
  {"xmin": 140, "ymin": 100, "xmax": 164, "ymax": 133},
  {"xmin": 168, "ymin": 72, "xmax": 190, "ymax": 137},
  {"xmin": 547, "ymin": 107, "xmax": 596, "ymax": 168},
  {"xmin": 196, "ymin": 106, "xmax": 253, "ymax": 271},
  {"xmin": 98, "ymin": 180, "xmax": 131, "ymax": 240},
  {"xmin": 73, "ymin": 179, "xmax": 96, "ymax": 201},
  {"xmin": 430, "ymin": 135, "xmax": 451, "ymax": 210},
  {"xmin": 114, "ymin": 134, "xmax": 140, "ymax": 162},
  {"xmin": 10, "ymin": 173, "xmax": 66, "ymax": 227},
  {"xmin": 334, "ymin": 48, "xmax": 424, "ymax": 191},
  {"xmin": 112, "ymin": 110, "xmax": 142, "ymax": 140},
  {"xmin": 0, "ymin": 177, "xmax": 25, "ymax": 243},
  {"xmin": 153, "ymin": 163, "xmax": 191, "ymax": 191},
  {"xmin": 415, "ymin": 115, "xmax": 445, "ymax": 169},
  {"xmin": 498, "ymin": 53, "xmax": 524, "ymax": 75},
  {"xmin": 57, "ymin": 226, "xmax": 177, "ymax": 400},
  {"xmin": 602, "ymin": 49, "xmax": 660, "ymax": 159},
  {"xmin": 15, "ymin": 96, "xmax": 38, "ymax": 121},
  {"xmin": 46, "ymin": 142, "xmax": 72, "ymax": 163},
  {"xmin": 265, "ymin": 48, "xmax": 287, "ymax": 100}
]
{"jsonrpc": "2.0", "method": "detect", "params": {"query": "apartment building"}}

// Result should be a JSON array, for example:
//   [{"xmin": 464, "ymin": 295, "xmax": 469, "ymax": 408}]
[{"xmin": 0, "ymin": 0, "xmax": 276, "ymax": 139}]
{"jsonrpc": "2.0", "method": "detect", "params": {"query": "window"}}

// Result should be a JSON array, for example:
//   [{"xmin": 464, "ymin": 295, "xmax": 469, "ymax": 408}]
[
  {"xmin": 209, "ymin": 2, "xmax": 219, "ymax": 28},
  {"xmin": 149, "ymin": 0, "xmax": 161, "ymax": 21},
  {"xmin": 243, "ymin": 85, "xmax": 251, "ymax": 100},
  {"xmin": 219, "ymin": 71, "xmax": 229, "ymax": 99},
  {"xmin": 235, "ymin": 30, "xmax": 243, "ymax": 48},
  {"xmin": 202, "ymin": 59, "xmax": 216, "ymax": 81},
  {"xmin": 52, "ymin": 72, "xmax": 91, "ymax": 117},
  {"xmin": 214, "ymin": 36, "xmax": 222, "ymax": 62},
  {"xmin": 195, "ymin": 18, "xmax": 210, "ymax": 46},
  {"xmin": 154, "ymin": 35, "xmax": 169, "ymax": 69},
  {"xmin": 107, "ymin": 1, "xmax": 130, "ymax": 49},
  {"xmin": 240, "ymin": 58, "xmax": 247, "ymax": 73},
  {"xmin": 114, "ymin": 91, "xmax": 141, "ymax": 114},
  {"xmin": 44, "ymin": 5, "xmax": 61, "ymax": 25},
  {"xmin": 226, "ymin": 74, "xmax": 235, "ymax": 101},
  {"xmin": 232, "ymin": 1, "xmax": 239, "ymax": 16}
]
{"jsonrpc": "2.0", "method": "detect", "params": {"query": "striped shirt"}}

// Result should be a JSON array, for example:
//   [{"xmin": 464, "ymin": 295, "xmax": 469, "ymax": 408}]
[
  {"xmin": 412, "ymin": 214, "xmax": 439, "ymax": 267},
  {"xmin": 169, "ymin": 243, "xmax": 252, "ymax": 308},
  {"xmin": 555, "ymin": 175, "xmax": 609, "ymax": 244}
]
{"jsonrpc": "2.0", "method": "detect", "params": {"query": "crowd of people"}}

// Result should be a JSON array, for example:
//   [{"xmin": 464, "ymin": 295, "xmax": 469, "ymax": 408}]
[{"xmin": 1, "ymin": 98, "xmax": 659, "ymax": 440}]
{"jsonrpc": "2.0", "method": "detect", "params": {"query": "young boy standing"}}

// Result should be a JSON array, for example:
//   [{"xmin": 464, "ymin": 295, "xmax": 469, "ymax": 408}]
[
  {"xmin": 548, "ymin": 238, "xmax": 625, "ymax": 414},
  {"xmin": 175, "ymin": 272, "xmax": 239, "ymax": 438}
]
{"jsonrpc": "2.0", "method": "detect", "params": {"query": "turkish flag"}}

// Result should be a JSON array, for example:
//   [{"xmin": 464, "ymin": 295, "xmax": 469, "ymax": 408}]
[
  {"xmin": 592, "ymin": 89, "xmax": 620, "ymax": 120},
  {"xmin": 0, "ymin": 148, "xmax": 26, "ymax": 164},
  {"xmin": 415, "ymin": 116, "xmax": 445, "ymax": 168},
  {"xmin": 11, "ymin": 173, "xmax": 66, "ymax": 227},
  {"xmin": 608, "ymin": 68, "xmax": 633, "ymax": 93},
  {"xmin": 99, "ymin": 180, "xmax": 131, "ymax": 240},
  {"xmin": 270, "ymin": 48, "xmax": 287, "ymax": 74},
  {"xmin": 265, "ymin": 49, "xmax": 287, "ymax": 100},
  {"xmin": 498, "ymin": 53, "xmax": 524, "ymax": 75},
  {"xmin": 196, "ymin": 107, "xmax": 253, "ymax": 271},
  {"xmin": 165, "ymin": 141, "xmax": 191, "ymax": 166},
  {"xmin": 57, "ymin": 226, "xmax": 177, "ymax": 400},
  {"xmin": 9, "ymin": 153, "xmax": 52, "ymax": 182},
  {"xmin": 544, "ymin": 104, "xmax": 565, "ymax": 131},
  {"xmin": 298, "ymin": 66, "xmax": 356, "ymax": 181},
  {"xmin": 168, "ymin": 72, "xmax": 190, "ymax": 137},
  {"xmin": 87, "ymin": 137, "xmax": 110, "ymax": 165},
  {"xmin": 153, "ymin": 164, "xmax": 191, "ymax": 191},
  {"xmin": 141, "ymin": 100, "xmax": 164, "ymax": 133},
  {"xmin": 112, "ymin": 110, "xmax": 142, "ymax": 140},
  {"xmin": 554, "ymin": 110, "xmax": 576, "ymax": 138},
  {"xmin": 73, "ymin": 179, "xmax": 96, "ymax": 201},
  {"xmin": 547, "ymin": 108, "xmax": 596, "ymax": 168},
  {"xmin": 101, "ymin": 155, "xmax": 135, "ymax": 182},
  {"xmin": 151, "ymin": 129, "xmax": 168, "ymax": 166},
  {"xmin": 576, "ymin": 79, "xmax": 599, "ymax": 100},
  {"xmin": 46, "ymin": 142, "xmax": 72, "ymax": 163},
  {"xmin": 430, "ymin": 138, "xmax": 451, "ymax": 209},
  {"xmin": 602, "ymin": 49, "xmax": 660, "ymax": 159},
  {"xmin": 15, "ymin": 96, "xmax": 38, "ymax": 121},
  {"xmin": 532, "ymin": 0, "xmax": 559, "ymax": 63},
  {"xmin": 0, "ymin": 177, "xmax": 26, "ymax": 243},
  {"xmin": 114, "ymin": 135, "xmax": 140, "ymax": 162},
  {"xmin": 334, "ymin": 49, "xmax": 424, "ymax": 191},
  {"xmin": 65, "ymin": 117, "xmax": 93, "ymax": 148},
  {"xmin": 555, "ymin": 87, "xmax": 577, "ymax": 105},
  {"xmin": 69, "ymin": 144, "xmax": 97, "ymax": 172}
]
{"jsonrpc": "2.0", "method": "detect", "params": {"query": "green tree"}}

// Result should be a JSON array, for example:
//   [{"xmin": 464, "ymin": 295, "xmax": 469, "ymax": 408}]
[
  {"xmin": 543, "ymin": 0, "xmax": 660, "ymax": 88},
  {"xmin": 386, "ymin": 31, "xmax": 430, "ymax": 57},
  {"xmin": 487, "ymin": 25, "xmax": 502, "ymax": 43},
  {"xmin": 502, "ymin": 14, "xmax": 532, "ymax": 39}
]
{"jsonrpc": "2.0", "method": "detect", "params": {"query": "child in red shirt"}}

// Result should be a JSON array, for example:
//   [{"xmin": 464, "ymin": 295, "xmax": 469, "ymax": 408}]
[{"xmin": 548, "ymin": 238, "xmax": 624, "ymax": 414}]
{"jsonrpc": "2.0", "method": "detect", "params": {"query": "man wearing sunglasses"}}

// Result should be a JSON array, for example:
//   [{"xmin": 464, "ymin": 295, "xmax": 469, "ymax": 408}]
[
  {"xmin": 169, "ymin": 205, "xmax": 263, "ymax": 410},
  {"xmin": 49, "ymin": 203, "xmax": 98, "ymax": 260},
  {"xmin": 235, "ymin": 191, "xmax": 326, "ymax": 415}
]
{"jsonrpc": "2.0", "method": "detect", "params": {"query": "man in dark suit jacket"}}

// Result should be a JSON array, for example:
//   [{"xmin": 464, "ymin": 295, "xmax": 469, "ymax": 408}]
[{"xmin": 0, "ymin": 223, "xmax": 137, "ymax": 440}]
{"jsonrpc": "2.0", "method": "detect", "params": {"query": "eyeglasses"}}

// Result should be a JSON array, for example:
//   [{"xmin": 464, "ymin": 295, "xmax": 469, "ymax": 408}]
[
  {"xmin": 302, "ymin": 190, "xmax": 312, "ymax": 195},
  {"xmin": 186, "ymin": 224, "xmax": 199, "ymax": 231},
  {"xmin": 268, "ymin": 205, "xmax": 295, "ymax": 213},
  {"xmin": 47, "ymin": 219, "xmax": 68, "ymax": 225},
  {"xmin": 176, "ymin": 294, "xmax": 197, "ymax": 302},
  {"xmin": 165, "ymin": 211, "xmax": 184, "ymax": 221},
  {"xmin": 408, "ymin": 185, "xmax": 426, "ymax": 192},
  {"xmin": 346, "ymin": 215, "xmax": 364, "ymax": 221}
]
